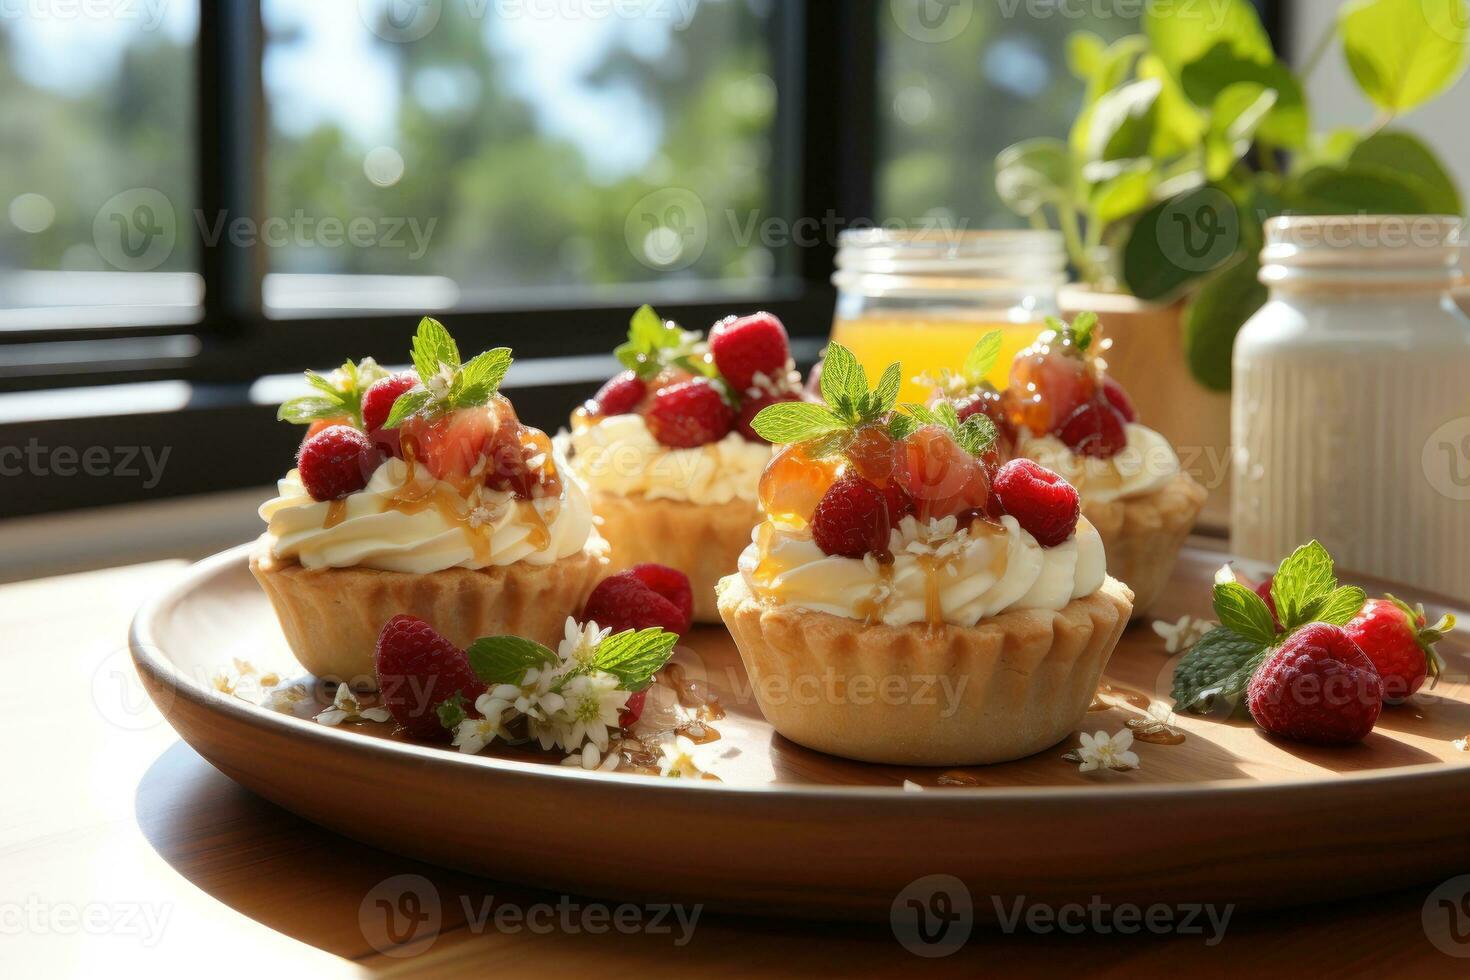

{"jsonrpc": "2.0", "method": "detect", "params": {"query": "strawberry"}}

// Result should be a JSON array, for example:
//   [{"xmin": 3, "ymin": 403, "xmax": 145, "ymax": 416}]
[
  {"xmin": 1057, "ymin": 400, "xmax": 1128, "ymax": 458},
  {"xmin": 362, "ymin": 372, "xmax": 418, "ymax": 458},
  {"xmin": 1345, "ymin": 596, "xmax": 1454, "ymax": 703},
  {"xmin": 590, "ymin": 370, "xmax": 647, "ymax": 417},
  {"xmin": 297, "ymin": 425, "xmax": 381, "ymax": 501},
  {"xmin": 402, "ymin": 404, "xmax": 503, "ymax": 482},
  {"xmin": 626, "ymin": 563, "xmax": 694, "ymax": 625},
  {"xmin": 584, "ymin": 571, "xmax": 690, "ymax": 635},
  {"xmin": 709, "ymin": 311, "xmax": 791, "ymax": 393},
  {"xmin": 374, "ymin": 615, "xmax": 486, "ymax": 741},
  {"xmin": 811, "ymin": 474, "xmax": 894, "ymax": 559},
  {"xmin": 1246, "ymin": 623, "xmax": 1382, "ymax": 745},
  {"xmin": 737, "ymin": 391, "xmax": 801, "ymax": 443},
  {"xmin": 1008, "ymin": 343, "xmax": 1096, "ymax": 435},
  {"xmin": 896, "ymin": 424, "xmax": 991, "ymax": 522},
  {"xmin": 644, "ymin": 379, "xmax": 734, "ymax": 448},
  {"xmin": 1101, "ymin": 376, "xmax": 1137, "ymax": 423},
  {"xmin": 991, "ymin": 458, "xmax": 1080, "ymax": 547}
]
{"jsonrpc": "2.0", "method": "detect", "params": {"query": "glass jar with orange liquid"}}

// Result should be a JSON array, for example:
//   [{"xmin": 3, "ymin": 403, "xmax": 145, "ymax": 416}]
[{"xmin": 829, "ymin": 229, "xmax": 1067, "ymax": 402}]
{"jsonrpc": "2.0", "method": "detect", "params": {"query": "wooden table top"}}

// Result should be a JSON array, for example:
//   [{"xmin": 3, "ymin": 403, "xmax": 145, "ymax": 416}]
[{"xmin": 5, "ymin": 558, "xmax": 1469, "ymax": 977}]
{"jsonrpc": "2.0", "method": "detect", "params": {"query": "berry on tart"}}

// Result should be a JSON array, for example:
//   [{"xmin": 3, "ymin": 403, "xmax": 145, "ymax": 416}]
[
  {"xmin": 922, "ymin": 330, "xmax": 1017, "ymax": 464},
  {"xmin": 278, "ymin": 356, "xmax": 390, "ymax": 442},
  {"xmin": 992, "ymin": 458, "xmax": 1080, "ymax": 548},
  {"xmin": 361, "ymin": 371, "xmax": 419, "ymax": 457},
  {"xmin": 583, "ymin": 566, "xmax": 694, "ymax": 636},
  {"xmin": 1345, "ymin": 596, "xmax": 1454, "ymax": 703},
  {"xmin": 296, "ymin": 424, "xmax": 381, "ymax": 501},
  {"xmin": 576, "ymin": 304, "xmax": 804, "ymax": 449}
]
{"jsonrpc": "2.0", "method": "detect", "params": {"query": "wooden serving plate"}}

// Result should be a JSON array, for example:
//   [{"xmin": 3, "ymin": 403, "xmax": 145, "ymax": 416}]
[{"xmin": 130, "ymin": 542, "xmax": 1470, "ymax": 919}]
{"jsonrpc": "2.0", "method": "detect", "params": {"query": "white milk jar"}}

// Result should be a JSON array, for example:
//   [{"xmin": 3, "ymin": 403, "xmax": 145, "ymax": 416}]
[{"xmin": 1232, "ymin": 215, "xmax": 1470, "ymax": 597}]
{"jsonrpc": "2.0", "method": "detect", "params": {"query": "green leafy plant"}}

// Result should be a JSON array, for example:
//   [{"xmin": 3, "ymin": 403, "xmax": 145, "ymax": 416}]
[
  {"xmin": 382, "ymin": 317, "xmax": 513, "ymax": 428},
  {"xmin": 613, "ymin": 304, "xmax": 713, "ymax": 380},
  {"xmin": 1171, "ymin": 541, "xmax": 1367, "ymax": 715},
  {"xmin": 466, "ymin": 628, "xmax": 678, "ymax": 692},
  {"xmin": 276, "ymin": 357, "xmax": 388, "ymax": 428},
  {"xmin": 996, "ymin": 0, "xmax": 1469, "ymax": 391}
]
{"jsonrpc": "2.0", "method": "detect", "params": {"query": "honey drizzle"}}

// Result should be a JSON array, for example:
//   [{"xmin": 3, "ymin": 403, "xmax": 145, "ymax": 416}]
[
  {"xmin": 1126, "ymin": 717, "xmax": 1187, "ymax": 745},
  {"xmin": 323, "ymin": 499, "xmax": 348, "ymax": 529}
]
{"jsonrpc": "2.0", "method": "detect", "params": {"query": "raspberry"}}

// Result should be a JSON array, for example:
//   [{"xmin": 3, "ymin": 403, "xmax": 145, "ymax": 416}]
[
  {"xmin": 1101, "ymin": 376, "xmax": 1137, "ymax": 423},
  {"xmin": 626, "ymin": 563, "xmax": 694, "ymax": 626},
  {"xmin": 811, "ymin": 475, "xmax": 893, "ymax": 559},
  {"xmin": 374, "ymin": 615, "xmax": 487, "ymax": 741},
  {"xmin": 1057, "ymin": 400, "xmax": 1128, "ymax": 458},
  {"xmin": 709, "ymin": 311, "xmax": 791, "ymax": 392},
  {"xmin": 618, "ymin": 689, "xmax": 647, "ymax": 729},
  {"xmin": 1345, "ymin": 596, "xmax": 1452, "ymax": 703},
  {"xmin": 297, "ymin": 425, "xmax": 381, "ymax": 501},
  {"xmin": 992, "ymin": 458, "xmax": 1080, "ymax": 547},
  {"xmin": 1247, "ymin": 623, "xmax": 1382, "ymax": 744},
  {"xmin": 644, "ymin": 379, "xmax": 734, "ymax": 448},
  {"xmin": 362, "ymin": 372, "xmax": 418, "ymax": 458},
  {"xmin": 583, "ymin": 572, "xmax": 689, "ymax": 635},
  {"xmin": 591, "ymin": 371, "xmax": 647, "ymax": 417},
  {"xmin": 737, "ymin": 391, "xmax": 801, "ymax": 443},
  {"xmin": 362, "ymin": 372, "xmax": 419, "ymax": 432}
]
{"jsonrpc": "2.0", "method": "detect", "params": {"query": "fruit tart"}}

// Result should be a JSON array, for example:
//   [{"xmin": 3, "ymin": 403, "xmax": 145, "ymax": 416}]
[
  {"xmin": 715, "ymin": 345, "xmax": 1133, "ymax": 766},
  {"xmin": 252, "ymin": 317, "xmax": 606, "ymax": 682},
  {"xmin": 564, "ymin": 305, "xmax": 803, "ymax": 622},
  {"xmin": 995, "ymin": 313, "xmax": 1206, "ymax": 617}
]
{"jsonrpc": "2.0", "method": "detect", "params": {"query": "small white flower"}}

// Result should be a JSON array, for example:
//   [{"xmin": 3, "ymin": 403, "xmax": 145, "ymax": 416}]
[
  {"xmin": 561, "ymin": 742, "xmax": 605, "ymax": 770},
  {"xmin": 1454, "ymin": 736, "xmax": 1469, "ymax": 753},
  {"xmin": 658, "ymin": 734, "xmax": 704, "ymax": 778},
  {"xmin": 1214, "ymin": 563, "xmax": 1238, "ymax": 586},
  {"xmin": 557, "ymin": 616, "xmax": 611, "ymax": 667},
  {"xmin": 453, "ymin": 717, "xmax": 502, "ymax": 754},
  {"xmin": 315, "ymin": 684, "xmax": 392, "ymax": 726},
  {"xmin": 467, "ymin": 504, "xmax": 495, "ymax": 529},
  {"xmin": 261, "ymin": 682, "xmax": 308, "ymax": 713},
  {"xmin": 552, "ymin": 672, "xmax": 629, "ymax": 753},
  {"xmin": 890, "ymin": 514, "xmax": 964, "ymax": 556},
  {"xmin": 424, "ymin": 362, "xmax": 456, "ymax": 403},
  {"xmin": 1151, "ymin": 615, "xmax": 1216, "ymax": 654},
  {"xmin": 1075, "ymin": 730, "xmax": 1140, "ymax": 773}
]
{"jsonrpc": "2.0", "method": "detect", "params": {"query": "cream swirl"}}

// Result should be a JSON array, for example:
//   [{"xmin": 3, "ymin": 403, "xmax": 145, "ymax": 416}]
[
  {"xmin": 1018, "ymin": 423, "xmax": 1179, "ymax": 503},
  {"xmin": 737, "ymin": 514, "xmax": 1106, "ymax": 628},
  {"xmin": 566, "ymin": 413, "xmax": 771, "ymax": 504},
  {"xmin": 259, "ymin": 452, "xmax": 598, "ymax": 574}
]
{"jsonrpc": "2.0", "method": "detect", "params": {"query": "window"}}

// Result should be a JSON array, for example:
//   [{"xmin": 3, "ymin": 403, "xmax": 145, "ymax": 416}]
[
  {"xmin": 0, "ymin": 6, "xmax": 200, "ymax": 330},
  {"xmin": 260, "ymin": 0, "xmax": 778, "ymax": 313}
]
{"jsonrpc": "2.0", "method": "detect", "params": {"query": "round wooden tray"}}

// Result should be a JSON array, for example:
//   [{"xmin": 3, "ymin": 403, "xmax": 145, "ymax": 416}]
[{"xmin": 130, "ymin": 542, "xmax": 1470, "ymax": 919}]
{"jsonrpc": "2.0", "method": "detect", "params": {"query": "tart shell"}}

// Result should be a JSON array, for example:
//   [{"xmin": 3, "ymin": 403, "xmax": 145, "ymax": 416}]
[
  {"xmin": 591, "ymin": 491, "xmax": 759, "ymax": 623},
  {"xmin": 716, "ymin": 573, "xmax": 1134, "ymax": 766},
  {"xmin": 250, "ymin": 536, "xmax": 606, "ymax": 684},
  {"xmin": 1083, "ymin": 471, "xmax": 1208, "ymax": 619}
]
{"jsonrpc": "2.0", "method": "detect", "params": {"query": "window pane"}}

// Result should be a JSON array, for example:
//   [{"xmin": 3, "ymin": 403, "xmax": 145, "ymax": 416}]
[
  {"xmin": 0, "ymin": 6, "xmax": 199, "ymax": 328},
  {"xmin": 877, "ymin": 3, "xmax": 1139, "ymax": 226},
  {"xmin": 261, "ymin": 0, "xmax": 777, "ymax": 313}
]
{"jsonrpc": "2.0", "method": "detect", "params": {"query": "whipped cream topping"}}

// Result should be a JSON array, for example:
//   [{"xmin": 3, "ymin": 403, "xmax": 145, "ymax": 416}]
[
  {"xmin": 1018, "ymin": 423, "xmax": 1179, "ymax": 504},
  {"xmin": 566, "ymin": 413, "xmax": 771, "ymax": 505},
  {"xmin": 259, "ymin": 451, "xmax": 599, "ymax": 574},
  {"xmin": 738, "ymin": 513, "xmax": 1107, "ymax": 628}
]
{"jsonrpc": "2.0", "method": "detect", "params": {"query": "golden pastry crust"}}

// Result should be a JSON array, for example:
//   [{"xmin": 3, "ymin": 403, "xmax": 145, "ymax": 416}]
[
  {"xmin": 1083, "ymin": 472, "xmax": 1207, "ymax": 618},
  {"xmin": 716, "ymin": 573, "xmax": 1134, "ymax": 766},
  {"xmin": 591, "ymin": 491, "xmax": 760, "ymax": 622},
  {"xmin": 250, "ymin": 536, "xmax": 605, "ymax": 683}
]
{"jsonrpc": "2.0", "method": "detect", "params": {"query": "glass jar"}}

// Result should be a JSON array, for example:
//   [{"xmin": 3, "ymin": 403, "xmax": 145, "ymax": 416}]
[
  {"xmin": 830, "ymin": 229, "xmax": 1067, "ymax": 401},
  {"xmin": 1232, "ymin": 215, "xmax": 1470, "ymax": 597}
]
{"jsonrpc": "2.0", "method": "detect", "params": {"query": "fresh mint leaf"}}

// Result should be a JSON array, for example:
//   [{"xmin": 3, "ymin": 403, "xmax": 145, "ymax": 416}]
[
  {"xmin": 1304, "ymin": 585, "xmax": 1367, "ymax": 628},
  {"xmin": 277, "ymin": 396, "xmax": 345, "ymax": 425},
  {"xmin": 749, "ymin": 401, "xmax": 847, "ymax": 445},
  {"xmin": 411, "ymin": 316, "xmax": 460, "ymax": 381},
  {"xmin": 305, "ymin": 371, "xmax": 345, "ymax": 400},
  {"xmin": 436, "ymin": 691, "xmax": 467, "ymax": 730},
  {"xmin": 454, "ymin": 347, "xmax": 512, "ymax": 406},
  {"xmin": 872, "ymin": 362, "xmax": 902, "ymax": 413},
  {"xmin": 1212, "ymin": 581, "xmax": 1278, "ymax": 645},
  {"xmin": 819, "ymin": 343, "xmax": 866, "ymax": 413},
  {"xmin": 887, "ymin": 412, "xmax": 919, "ymax": 441},
  {"xmin": 953, "ymin": 413, "xmax": 998, "ymax": 458},
  {"xmin": 1271, "ymin": 540, "xmax": 1336, "ymax": 630},
  {"xmin": 586, "ymin": 628, "xmax": 679, "ymax": 692},
  {"xmin": 614, "ymin": 305, "xmax": 701, "ymax": 380},
  {"xmin": 466, "ymin": 635, "xmax": 558, "ymax": 686},
  {"xmin": 381, "ymin": 388, "xmax": 432, "ymax": 430},
  {"xmin": 902, "ymin": 402, "xmax": 940, "ymax": 426},
  {"xmin": 962, "ymin": 331, "xmax": 1004, "ymax": 385},
  {"xmin": 1070, "ymin": 311, "xmax": 1098, "ymax": 351},
  {"xmin": 1171, "ymin": 625, "xmax": 1270, "ymax": 715}
]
